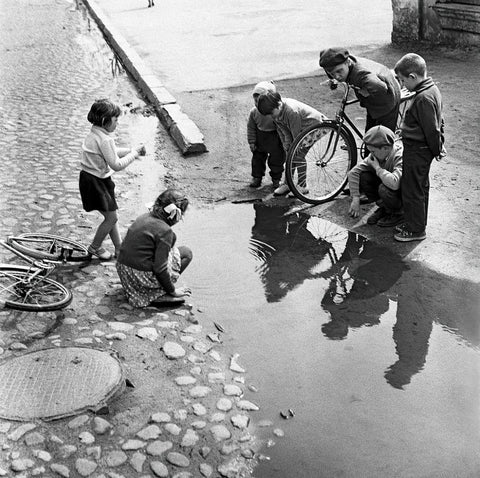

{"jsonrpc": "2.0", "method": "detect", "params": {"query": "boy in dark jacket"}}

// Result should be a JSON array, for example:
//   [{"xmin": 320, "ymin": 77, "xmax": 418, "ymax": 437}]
[
  {"xmin": 393, "ymin": 53, "xmax": 444, "ymax": 242},
  {"xmin": 319, "ymin": 48, "xmax": 401, "ymax": 133}
]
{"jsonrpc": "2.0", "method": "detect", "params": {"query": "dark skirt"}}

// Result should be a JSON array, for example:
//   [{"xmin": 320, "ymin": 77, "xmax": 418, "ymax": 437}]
[{"xmin": 79, "ymin": 170, "xmax": 118, "ymax": 212}]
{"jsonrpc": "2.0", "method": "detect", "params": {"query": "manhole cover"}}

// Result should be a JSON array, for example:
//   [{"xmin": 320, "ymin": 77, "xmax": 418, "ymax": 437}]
[{"xmin": 0, "ymin": 347, "xmax": 124, "ymax": 421}]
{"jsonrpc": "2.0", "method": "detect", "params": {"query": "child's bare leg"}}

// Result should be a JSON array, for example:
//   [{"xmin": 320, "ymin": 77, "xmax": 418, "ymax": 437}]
[
  {"xmin": 91, "ymin": 210, "xmax": 118, "ymax": 249},
  {"xmin": 108, "ymin": 221, "xmax": 122, "ymax": 253}
]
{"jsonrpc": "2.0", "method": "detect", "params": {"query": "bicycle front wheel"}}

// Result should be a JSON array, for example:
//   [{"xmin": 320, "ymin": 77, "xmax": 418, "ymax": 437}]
[
  {"xmin": 285, "ymin": 122, "xmax": 357, "ymax": 205},
  {"xmin": 0, "ymin": 265, "xmax": 72, "ymax": 311},
  {"xmin": 8, "ymin": 233, "xmax": 90, "ymax": 262}
]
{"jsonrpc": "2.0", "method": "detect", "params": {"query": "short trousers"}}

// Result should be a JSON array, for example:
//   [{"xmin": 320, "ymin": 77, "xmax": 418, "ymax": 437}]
[
  {"xmin": 79, "ymin": 170, "xmax": 118, "ymax": 212},
  {"xmin": 116, "ymin": 247, "xmax": 181, "ymax": 308}
]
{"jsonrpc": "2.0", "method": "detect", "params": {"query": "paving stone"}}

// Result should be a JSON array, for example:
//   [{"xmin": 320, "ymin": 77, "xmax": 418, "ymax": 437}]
[
  {"xmin": 93, "ymin": 417, "xmax": 113, "ymax": 434},
  {"xmin": 200, "ymin": 463, "xmax": 213, "ymax": 477},
  {"xmin": 122, "ymin": 439, "xmax": 146, "ymax": 450},
  {"xmin": 150, "ymin": 461, "xmax": 169, "ymax": 477},
  {"xmin": 75, "ymin": 458, "xmax": 97, "ymax": 477},
  {"xmin": 67, "ymin": 415, "xmax": 90, "ymax": 429},
  {"xmin": 105, "ymin": 450, "xmax": 128, "ymax": 467},
  {"xmin": 189, "ymin": 386, "xmax": 211, "ymax": 398},
  {"xmin": 146, "ymin": 440, "xmax": 173, "ymax": 456},
  {"xmin": 79, "ymin": 431, "xmax": 95, "ymax": 444},
  {"xmin": 150, "ymin": 412, "xmax": 171, "ymax": 423},
  {"xmin": 8, "ymin": 423, "xmax": 36, "ymax": 441},
  {"xmin": 130, "ymin": 452, "xmax": 146, "ymax": 472},
  {"xmin": 11, "ymin": 459, "xmax": 35, "ymax": 471},
  {"xmin": 136, "ymin": 424, "xmax": 162, "ymax": 440},
  {"xmin": 24, "ymin": 432, "xmax": 45, "ymax": 446},
  {"xmin": 166, "ymin": 451, "xmax": 190, "ymax": 467},
  {"xmin": 50, "ymin": 463, "xmax": 70, "ymax": 477},
  {"xmin": 237, "ymin": 400, "xmax": 260, "ymax": 411},
  {"xmin": 163, "ymin": 341, "xmax": 186, "ymax": 359},
  {"xmin": 210, "ymin": 425, "xmax": 231, "ymax": 442},
  {"xmin": 164, "ymin": 423, "xmax": 181, "ymax": 436}
]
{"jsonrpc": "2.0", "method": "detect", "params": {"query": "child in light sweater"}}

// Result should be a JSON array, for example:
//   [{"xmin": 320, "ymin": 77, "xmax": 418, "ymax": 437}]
[{"xmin": 247, "ymin": 81, "xmax": 285, "ymax": 190}]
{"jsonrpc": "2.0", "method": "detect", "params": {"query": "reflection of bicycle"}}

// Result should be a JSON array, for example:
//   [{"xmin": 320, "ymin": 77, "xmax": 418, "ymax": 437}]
[
  {"xmin": 285, "ymin": 82, "xmax": 415, "ymax": 205},
  {"xmin": 0, "ymin": 234, "xmax": 89, "ymax": 311}
]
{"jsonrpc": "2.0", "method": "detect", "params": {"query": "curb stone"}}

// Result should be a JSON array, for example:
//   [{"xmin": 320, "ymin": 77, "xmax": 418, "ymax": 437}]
[{"xmin": 82, "ymin": 0, "xmax": 207, "ymax": 155}]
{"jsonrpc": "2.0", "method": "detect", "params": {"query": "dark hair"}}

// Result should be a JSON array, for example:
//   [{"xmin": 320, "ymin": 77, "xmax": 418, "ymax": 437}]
[
  {"xmin": 394, "ymin": 53, "xmax": 427, "ymax": 77},
  {"xmin": 151, "ymin": 189, "xmax": 189, "ymax": 225},
  {"xmin": 87, "ymin": 98, "xmax": 122, "ymax": 127},
  {"xmin": 257, "ymin": 91, "xmax": 282, "ymax": 116}
]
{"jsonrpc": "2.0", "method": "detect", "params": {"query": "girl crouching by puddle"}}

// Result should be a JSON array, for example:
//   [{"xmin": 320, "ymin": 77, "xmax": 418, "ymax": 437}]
[{"xmin": 116, "ymin": 189, "xmax": 192, "ymax": 307}]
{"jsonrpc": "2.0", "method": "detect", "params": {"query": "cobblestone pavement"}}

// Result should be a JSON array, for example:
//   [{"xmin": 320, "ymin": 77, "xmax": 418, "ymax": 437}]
[{"xmin": 0, "ymin": 1, "xmax": 267, "ymax": 477}]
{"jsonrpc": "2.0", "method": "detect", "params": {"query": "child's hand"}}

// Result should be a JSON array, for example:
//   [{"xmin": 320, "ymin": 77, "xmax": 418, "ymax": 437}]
[
  {"xmin": 136, "ymin": 145, "xmax": 146, "ymax": 157},
  {"xmin": 349, "ymin": 197, "xmax": 361, "ymax": 218},
  {"xmin": 249, "ymin": 144, "xmax": 256, "ymax": 153}
]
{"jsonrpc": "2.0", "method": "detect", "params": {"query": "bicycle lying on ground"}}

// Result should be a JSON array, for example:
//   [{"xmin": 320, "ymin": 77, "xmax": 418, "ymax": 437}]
[
  {"xmin": 0, "ymin": 233, "xmax": 90, "ymax": 311},
  {"xmin": 285, "ymin": 81, "xmax": 415, "ymax": 205}
]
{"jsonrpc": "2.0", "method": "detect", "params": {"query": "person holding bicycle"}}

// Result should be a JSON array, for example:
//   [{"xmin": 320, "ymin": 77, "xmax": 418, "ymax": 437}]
[
  {"xmin": 319, "ymin": 48, "xmax": 401, "ymax": 133},
  {"xmin": 257, "ymin": 91, "xmax": 327, "ymax": 196},
  {"xmin": 116, "ymin": 189, "xmax": 192, "ymax": 308},
  {"xmin": 348, "ymin": 125, "xmax": 403, "ymax": 227}
]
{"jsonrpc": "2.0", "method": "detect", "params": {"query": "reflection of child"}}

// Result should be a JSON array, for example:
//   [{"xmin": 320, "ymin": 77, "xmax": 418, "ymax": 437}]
[
  {"xmin": 393, "ymin": 53, "xmax": 444, "ymax": 242},
  {"xmin": 247, "ymin": 81, "xmax": 285, "ymax": 190},
  {"xmin": 257, "ymin": 91, "xmax": 327, "ymax": 196},
  {"xmin": 80, "ymin": 99, "xmax": 145, "ymax": 260},
  {"xmin": 348, "ymin": 125, "xmax": 403, "ymax": 227}
]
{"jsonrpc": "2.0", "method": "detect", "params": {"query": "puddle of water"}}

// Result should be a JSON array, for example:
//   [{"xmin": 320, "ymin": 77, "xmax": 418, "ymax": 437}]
[{"xmin": 176, "ymin": 202, "xmax": 480, "ymax": 478}]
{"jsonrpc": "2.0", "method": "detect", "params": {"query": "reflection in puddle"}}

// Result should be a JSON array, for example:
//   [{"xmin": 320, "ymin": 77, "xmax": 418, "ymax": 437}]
[{"xmin": 178, "ymin": 202, "xmax": 480, "ymax": 478}]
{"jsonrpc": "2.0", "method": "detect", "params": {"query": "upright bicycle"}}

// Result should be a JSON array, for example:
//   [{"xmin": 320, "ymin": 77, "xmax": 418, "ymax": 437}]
[
  {"xmin": 285, "ymin": 81, "xmax": 415, "ymax": 205},
  {"xmin": 0, "ymin": 233, "xmax": 89, "ymax": 311}
]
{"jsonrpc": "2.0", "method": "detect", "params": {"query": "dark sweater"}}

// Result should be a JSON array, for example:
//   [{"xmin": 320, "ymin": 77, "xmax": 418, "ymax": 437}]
[
  {"xmin": 399, "ymin": 77, "xmax": 444, "ymax": 157},
  {"xmin": 117, "ymin": 213, "xmax": 176, "ymax": 293},
  {"xmin": 346, "ymin": 56, "xmax": 401, "ymax": 119}
]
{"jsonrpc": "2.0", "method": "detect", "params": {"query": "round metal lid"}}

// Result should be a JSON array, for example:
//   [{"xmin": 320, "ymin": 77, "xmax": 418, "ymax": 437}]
[{"xmin": 0, "ymin": 347, "xmax": 124, "ymax": 421}]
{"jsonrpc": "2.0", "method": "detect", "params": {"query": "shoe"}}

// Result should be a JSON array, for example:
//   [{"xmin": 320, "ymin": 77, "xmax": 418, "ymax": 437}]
[
  {"xmin": 377, "ymin": 213, "xmax": 404, "ymax": 228},
  {"xmin": 273, "ymin": 183, "xmax": 290, "ymax": 196},
  {"xmin": 394, "ymin": 229, "xmax": 426, "ymax": 242},
  {"xmin": 287, "ymin": 185, "xmax": 309, "ymax": 197},
  {"xmin": 151, "ymin": 295, "xmax": 185, "ymax": 307},
  {"xmin": 395, "ymin": 222, "xmax": 406, "ymax": 233},
  {"xmin": 271, "ymin": 179, "xmax": 281, "ymax": 190},
  {"xmin": 88, "ymin": 245, "xmax": 112, "ymax": 260},
  {"xmin": 249, "ymin": 177, "xmax": 262, "ymax": 188},
  {"xmin": 367, "ymin": 207, "xmax": 386, "ymax": 225}
]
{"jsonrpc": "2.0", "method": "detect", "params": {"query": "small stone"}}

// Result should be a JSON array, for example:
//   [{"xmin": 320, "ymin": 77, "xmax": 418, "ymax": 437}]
[
  {"xmin": 187, "ymin": 354, "xmax": 205, "ymax": 364},
  {"xmin": 35, "ymin": 450, "xmax": 52, "ymax": 462},
  {"xmin": 191, "ymin": 421, "xmax": 206, "ymax": 429},
  {"xmin": 221, "ymin": 443, "xmax": 240, "ymax": 455},
  {"xmin": 200, "ymin": 446, "xmax": 211, "ymax": 458},
  {"xmin": 175, "ymin": 376, "xmax": 196, "ymax": 386},
  {"xmin": 210, "ymin": 412, "xmax": 226, "ymax": 422},
  {"xmin": 189, "ymin": 386, "xmax": 211, "ymax": 398},
  {"xmin": 150, "ymin": 412, "xmax": 171, "ymax": 423},
  {"xmin": 75, "ymin": 458, "xmax": 97, "ymax": 476},
  {"xmin": 0, "ymin": 422, "xmax": 11, "ymax": 433},
  {"xmin": 32, "ymin": 466, "xmax": 46, "ymax": 476},
  {"xmin": 207, "ymin": 333, "xmax": 221, "ymax": 343},
  {"xmin": 130, "ymin": 452, "xmax": 146, "ymax": 473},
  {"xmin": 172, "ymin": 473, "xmax": 193, "ymax": 478},
  {"xmin": 257, "ymin": 420, "xmax": 273, "ymax": 427},
  {"xmin": 163, "ymin": 342, "xmax": 186, "ymax": 359},
  {"xmin": 223, "ymin": 384, "xmax": 243, "ymax": 396},
  {"xmin": 164, "ymin": 423, "xmax": 181, "ymax": 436},
  {"xmin": 199, "ymin": 463, "xmax": 213, "ymax": 477},
  {"xmin": 193, "ymin": 341, "xmax": 210, "ymax": 353},
  {"xmin": 24, "ymin": 431, "xmax": 45, "ymax": 446},
  {"xmin": 207, "ymin": 372, "xmax": 225, "ymax": 383},
  {"xmin": 209, "ymin": 350, "xmax": 221, "ymax": 361},
  {"xmin": 9, "ymin": 342, "xmax": 27, "ymax": 351},
  {"xmin": 136, "ymin": 327, "xmax": 159, "ymax": 341},
  {"xmin": 190, "ymin": 366, "xmax": 202, "ymax": 375},
  {"xmin": 59, "ymin": 445, "xmax": 77, "ymax": 458},
  {"xmin": 210, "ymin": 425, "xmax": 231, "ymax": 442},
  {"xmin": 192, "ymin": 403, "xmax": 207, "ymax": 416},
  {"xmin": 93, "ymin": 417, "xmax": 112, "ymax": 434},
  {"xmin": 237, "ymin": 400, "xmax": 259, "ymax": 411},
  {"xmin": 182, "ymin": 324, "xmax": 202, "ymax": 334},
  {"xmin": 50, "ymin": 463, "xmax": 70, "ymax": 477},
  {"xmin": 229, "ymin": 354, "xmax": 246, "ymax": 373},
  {"xmin": 79, "ymin": 431, "xmax": 95, "ymax": 444},
  {"xmin": 136, "ymin": 424, "xmax": 162, "ymax": 440},
  {"xmin": 68, "ymin": 415, "xmax": 90, "ymax": 429},
  {"xmin": 217, "ymin": 459, "xmax": 249, "ymax": 477},
  {"xmin": 122, "ymin": 439, "xmax": 146, "ymax": 450},
  {"xmin": 146, "ymin": 440, "xmax": 173, "ymax": 456},
  {"xmin": 50, "ymin": 435, "xmax": 64, "ymax": 444},
  {"xmin": 108, "ymin": 322, "xmax": 134, "ymax": 332},
  {"xmin": 166, "ymin": 452, "xmax": 190, "ymax": 467},
  {"xmin": 8, "ymin": 423, "xmax": 36, "ymax": 441},
  {"xmin": 273, "ymin": 428, "xmax": 285, "ymax": 437},
  {"xmin": 86, "ymin": 446, "xmax": 101, "ymax": 459},
  {"xmin": 231, "ymin": 415, "xmax": 250, "ymax": 429},
  {"xmin": 216, "ymin": 398, "xmax": 232, "ymax": 412},
  {"xmin": 156, "ymin": 321, "xmax": 179, "ymax": 329},
  {"xmin": 105, "ymin": 450, "xmax": 128, "ymax": 467},
  {"xmin": 174, "ymin": 409, "xmax": 188, "ymax": 421},
  {"xmin": 11, "ymin": 459, "xmax": 35, "ymax": 471},
  {"xmin": 181, "ymin": 429, "xmax": 199, "ymax": 447},
  {"xmin": 105, "ymin": 333, "xmax": 127, "ymax": 340},
  {"xmin": 241, "ymin": 448, "xmax": 254, "ymax": 459},
  {"xmin": 150, "ymin": 461, "xmax": 168, "ymax": 477}
]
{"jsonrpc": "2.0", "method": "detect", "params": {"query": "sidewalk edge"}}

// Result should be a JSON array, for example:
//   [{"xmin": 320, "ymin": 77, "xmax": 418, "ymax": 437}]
[{"xmin": 82, "ymin": 0, "xmax": 208, "ymax": 155}]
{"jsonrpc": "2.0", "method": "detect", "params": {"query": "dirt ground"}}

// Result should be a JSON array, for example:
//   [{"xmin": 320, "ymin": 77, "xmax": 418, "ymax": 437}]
[{"xmin": 163, "ymin": 43, "xmax": 480, "ymax": 284}]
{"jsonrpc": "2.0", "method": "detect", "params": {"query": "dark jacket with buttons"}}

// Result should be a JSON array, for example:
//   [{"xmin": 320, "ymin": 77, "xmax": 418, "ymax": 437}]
[{"xmin": 345, "ymin": 56, "xmax": 401, "ymax": 119}]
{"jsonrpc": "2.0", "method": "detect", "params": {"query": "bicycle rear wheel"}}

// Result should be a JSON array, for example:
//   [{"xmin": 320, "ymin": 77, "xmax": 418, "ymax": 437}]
[
  {"xmin": 285, "ymin": 122, "xmax": 357, "ymax": 205},
  {"xmin": 0, "ymin": 264, "xmax": 72, "ymax": 311},
  {"xmin": 8, "ymin": 233, "xmax": 90, "ymax": 262}
]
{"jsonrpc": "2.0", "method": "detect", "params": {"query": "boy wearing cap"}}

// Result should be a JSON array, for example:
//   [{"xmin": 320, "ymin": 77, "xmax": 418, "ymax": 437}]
[
  {"xmin": 319, "ymin": 48, "xmax": 400, "ymax": 133},
  {"xmin": 348, "ymin": 125, "xmax": 403, "ymax": 227},
  {"xmin": 393, "ymin": 53, "xmax": 444, "ymax": 242},
  {"xmin": 247, "ymin": 81, "xmax": 285, "ymax": 190}
]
